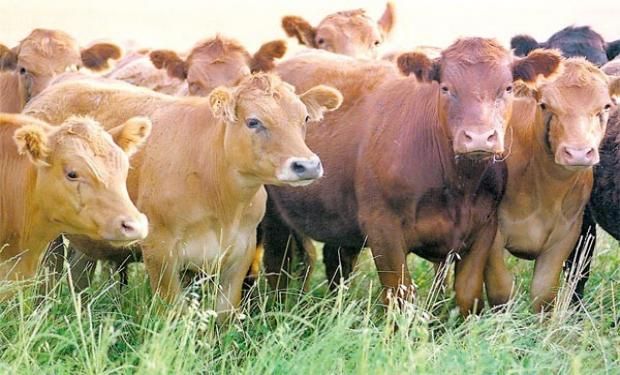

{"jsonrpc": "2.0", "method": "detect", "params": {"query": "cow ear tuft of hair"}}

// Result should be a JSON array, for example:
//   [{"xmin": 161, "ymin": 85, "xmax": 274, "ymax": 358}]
[
  {"xmin": 81, "ymin": 43, "xmax": 122, "ymax": 71},
  {"xmin": 109, "ymin": 116, "xmax": 152, "ymax": 157},
  {"xmin": 150, "ymin": 50, "xmax": 188, "ymax": 80},
  {"xmin": 208, "ymin": 87, "xmax": 237, "ymax": 122},
  {"xmin": 250, "ymin": 40, "xmax": 287, "ymax": 73},
  {"xmin": 300, "ymin": 85, "xmax": 343, "ymax": 122},
  {"xmin": 14, "ymin": 124, "xmax": 51, "ymax": 166},
  {"xmin": 282, "ymin": 16, "xmax": 317, "ymax": 48}
]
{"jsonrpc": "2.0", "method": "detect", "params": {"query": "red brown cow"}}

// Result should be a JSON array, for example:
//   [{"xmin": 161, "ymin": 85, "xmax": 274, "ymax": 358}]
[
  {"xmin": 282, "ymin": 3, "xmax": 394, "ymax": 59},
  {"xmin": 0, "ymin": 29, "xmax": 121, "ymax": 112},
  {"xmin": 485, "ymin": 58, "xmax": 618, "ymax": 312},
  {"xmin": 262, "ymin": 39, "xmax": 561, "ymax": 315}
]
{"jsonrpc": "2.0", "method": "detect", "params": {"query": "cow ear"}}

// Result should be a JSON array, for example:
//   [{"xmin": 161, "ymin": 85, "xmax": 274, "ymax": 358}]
[
  {"xmin": 208, "ymin": 87, "xmax": 236, "ymax": 123},
  {"xmin": 0, "ymin": 44, "xmax": 17, "ymax": 70},
  {"xmin": 510, "ymin": 35, "xmax": 540, "ymax": 57},
  {"xmin": 150, "ymin": 49, "xmax": 188, "ymax": 80},
  {"xmin": 512, "ymin": 49, "xmax": 562, "ymax": 87},
  {"xmin": 14, "ymin": 124, "xmax": 51, "ymax": 166},
  {"xmin": 397, "ymin": 52, "xmax": 439, "ymax": 82},
  {"xmin": 300, "ymin": 85, "xmax": 343, "ymax": 122},
  {"xmin": 606, "ymin": 39, "xmax": 620, "ymax": 61},
  {"xmin": 250, "ymin": 40, "xmax": 287, "ymax": 73},
  {"xmin": 81, "ymin": 43, "xmax": 122, "ymax": 71},
  {"xmin": 378, "ymin": 2, "xmax": 395, "ymax": 37},
  {"xmin": 609, "ymin": 76, "xmax": 620, "ymax": 98},
  {"xmin": 282, "ymin": 16, "xmax": 317, "ymax": 47},
  {"xmin": 109, "ymin": 116, "xmax": 152, "ymax": 157}
]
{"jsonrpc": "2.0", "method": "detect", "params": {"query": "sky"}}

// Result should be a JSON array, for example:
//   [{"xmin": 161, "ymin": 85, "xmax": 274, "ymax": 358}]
[{"xmin": 1, "ymin": 0, "xmax": 619, "ymax": 55}]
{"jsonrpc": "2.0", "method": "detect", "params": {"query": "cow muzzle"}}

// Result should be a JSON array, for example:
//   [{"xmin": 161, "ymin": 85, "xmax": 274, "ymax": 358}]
[
  {"xmin": 277, "ymin": 155, "xmax": 323, "ymax": 186},
  {"xmin": 556, "ymin": 145, "xmax": 599, "ymax": 167},
  {"xmin": 103, "ymin": 213, "xmax": 149, "ymax": 246},
  {"xmin": 454, "ymin": 128, "xmax": 504, "ymax": 157}
]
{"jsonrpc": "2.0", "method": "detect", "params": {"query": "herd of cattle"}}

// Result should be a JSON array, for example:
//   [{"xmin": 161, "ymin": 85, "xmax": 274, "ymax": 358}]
[{"xmin": 1, "ymin": 3, "xmax": 620, "ymax": 321}]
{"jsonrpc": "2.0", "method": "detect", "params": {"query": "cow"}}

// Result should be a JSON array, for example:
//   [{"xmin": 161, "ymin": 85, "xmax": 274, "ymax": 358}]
[
  {"xmin": 511, "ymin": 25, "xmax": 620, "ymax": 67},
  {"xmin": 0, "ymin": 29, "xmax": 122, "ymax": 113},
  {"xmin": 483, "ymin": 58, "xmax": 618, "ymax": 313},
  {"xmin": 24, "ymin": 73, "xmax": 342, "ymax": 319},
  {"xmin": 261, "ymin": 38, "xmax": 561, "ymax": 316},
  {"xmin": 281, "ymin": 3, "xmax": 394, "ymax": 59},
  {"xmin": 106, "ymin": 36, "xmax": 286, "ymax": 96},
  {"xmin": 602, "ymin": 57, "xmax": 620, "ymax": 76},
  {"xmin": 0, "ymin": 114, "xmax": 150, "ymax": 295}
]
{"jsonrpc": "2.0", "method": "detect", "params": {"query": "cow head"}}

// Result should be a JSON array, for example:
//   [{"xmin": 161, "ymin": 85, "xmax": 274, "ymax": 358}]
[
  {"xmin": 207, "ymin": 73, "xmax": 342, "ymax": 186},
  {"xmin": 397, "ymin": 38, "xmax": 562, "ymax": 159},
  {"xmin": 14, "ymin": 116, "xmax": 150, "ymax": 245},
  {"xmin": 150, "ymin": 36, "xmax": 286, "ymax": 96},
  {"xmin": 530, "ymin": 58, "xmax": 619, "ymax": 168},
  {"xmin": 282, "ymin": 2, "xmax": 394, "ymax": 59},
  {"xmin": 1, "ymin": 29, "xmax": 121, "ymax": 108}
]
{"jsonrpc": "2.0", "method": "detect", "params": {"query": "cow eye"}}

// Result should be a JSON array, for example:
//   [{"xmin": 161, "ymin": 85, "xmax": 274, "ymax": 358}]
[
  {"xmin": 374, "ymin": 40, "xmax": 381, "ymax": 46},
  {"xmin": 440, "ymin": 85, "xmax": 450, "ymax": 94},
  {"xmin": 19, "ymin": 67, "xmax": 27, "ymax": 75},
  {"xmin": 505, "ymin": 85, "xmax": 513, "ymax": 94},
  {"xmin": 604, "ymin": 103, "xmax": 612, "ymax": 111},
  {"xmin": 246, "ymin": 118, "xmax": 264, "ymax": 130},
  {"xmin": 539, "ymin": 102, "xmax": 547, "ymax": 111},
  {"xmin": 305, "ymin": 115, "xmax": 310, "ymax": 123},
  {"xmin": 66, "ymin": 170, "xmax": 79, "ymax": 181},
  {"xmin": 317, "ymin": 38, "xmax": 325, "ymax": 45}
]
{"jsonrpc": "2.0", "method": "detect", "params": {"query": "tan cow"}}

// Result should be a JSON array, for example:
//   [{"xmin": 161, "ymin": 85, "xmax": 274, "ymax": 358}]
[
  {"xmin": 485, "ymin": 58, "xmax": 620, "ymax": 313},
  {"xmin": 106, "ymin": 36, "xmax": 286, "ymax": 96},
  {"xmin": 0, "ymin": 29, "xmax": 122, "ymax": 113},
  {"xmin": 282, "ymin": 2, "xmax": 394, "ymax": 59},
  {"xmin": 0, "ymin": 114, "xmax": 149, "ymax": 294},
  {"xmin": 25, "ymin": 73, "xmax": 342, "ymax": 319}
]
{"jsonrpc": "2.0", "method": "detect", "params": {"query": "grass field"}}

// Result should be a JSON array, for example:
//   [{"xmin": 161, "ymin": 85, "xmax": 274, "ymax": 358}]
[{"xmin": 0, "ymin": 232, "xmax": 618, "ymax": 374}]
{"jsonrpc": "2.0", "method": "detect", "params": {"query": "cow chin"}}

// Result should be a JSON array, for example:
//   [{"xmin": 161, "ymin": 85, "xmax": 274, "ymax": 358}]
[
  {"xmin": 106, "ymin": 239, "xmax": 140, "ymax": 249},
  {"xmin": 454, "ymin": 149, "xmax": 499, "ymax": 161}
]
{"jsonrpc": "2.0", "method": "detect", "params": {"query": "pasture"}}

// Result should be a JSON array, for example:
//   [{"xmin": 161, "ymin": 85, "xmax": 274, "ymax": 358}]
[{"xmin": 1, "ymin": 0, "xmax": 620, "ymax": 373}]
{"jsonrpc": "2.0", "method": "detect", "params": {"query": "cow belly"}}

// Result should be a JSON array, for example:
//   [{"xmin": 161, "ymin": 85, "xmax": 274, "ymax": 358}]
[{"xmin": 502, "ymin": 214, "xmax": 570, "ymax": 258}]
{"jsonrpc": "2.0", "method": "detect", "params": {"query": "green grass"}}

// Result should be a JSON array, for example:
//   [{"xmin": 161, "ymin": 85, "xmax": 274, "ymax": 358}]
[{"xmin": 0, "ymin": 234, "xmax": 618, "ymax": 374}]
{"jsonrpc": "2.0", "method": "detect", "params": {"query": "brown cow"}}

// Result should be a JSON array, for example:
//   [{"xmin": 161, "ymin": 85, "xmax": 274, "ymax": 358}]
[
  {"xmin": 262, "ymin": 39, "xmax": 561, "ymax": 315},
  {"xmin": 0, "ymin": 29, "xmax": 122, "ymax": 113},
  {"xmin": 25, "ymin": 73, "xmax": 342, "ymax": 319},
  {"xmin": 282, "ymin": 3, "xmax": 394, "ymax": 59},
  {"xmin": 485, "ymin": 58, "xmax": 620, "ymax": 312},
  {"xmin": 0, "ymin": 114, "xmax": 150, "ymax": 294},
  {"xmin": 106, "ymin": 36, "xmax": 286, "ymax": 96}
]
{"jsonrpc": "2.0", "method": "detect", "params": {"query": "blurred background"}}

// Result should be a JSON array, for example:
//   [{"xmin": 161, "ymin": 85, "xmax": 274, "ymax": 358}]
[{"xmin": 1, "ymin": 0, "xmax": 619, "ymax": 55}]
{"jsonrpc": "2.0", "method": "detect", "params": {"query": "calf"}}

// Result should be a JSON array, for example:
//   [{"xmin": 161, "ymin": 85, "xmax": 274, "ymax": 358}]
[
  {"xmin": 0, "ymin": 29, "xmax": 121, "ymax": 112},
  {"xmin": 25, "ymin": 74, "xmax": 342, "ymax": 318},
  {"xmin": 262, "ymin": 39, "xmax": 561, "ymax": 315},
  {"xmin": 485, "ymin": 58, "xmax": 618, "ymax": 313},
  {"xmin": 282, "ymin": 3, "xmax": 394, "ymax": 59},
  {"xmin": 511, "ymin": 25, "xmax": 620, "ymax": 67},
  {"xmin": 0, "ymin": 114, "xmax": 149, "ymax": 294}
]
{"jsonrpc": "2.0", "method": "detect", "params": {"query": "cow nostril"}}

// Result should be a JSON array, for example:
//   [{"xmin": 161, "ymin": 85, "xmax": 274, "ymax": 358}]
[
  {"xmin": 563, "ymin": 148, "xmax": 573, "ymax": 159},
  {"xmin": 487, "ymin": 131, "xmax": 498, "ymax": 143},
  {"xmin": 121, "ymin": 220, "xmax": 135, "ymax": 234},
  {"xmin": 586, "ymin": 148, "xmax": 595, "ymax": 158},
  {"xmin": 291, "ymin": 161, "xmax": 306, "ymax": 175},
  {"xmin": 464, "ymin": 132, "xmax": 473, "ymax": 142}
]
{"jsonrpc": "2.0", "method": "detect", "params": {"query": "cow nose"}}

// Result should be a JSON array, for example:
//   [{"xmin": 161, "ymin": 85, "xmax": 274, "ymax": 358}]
[
  {"xmin": 115, "ymin": 214, "xmax": 149, "ymax": 240},
  {"xmin": 459, "ymin": 129, "xmax": 500, "ymax": 153},
  {"xmin": 561, "ymin": 146, "xmax": 597, "ymax": 166},
  {"xmin": 290, "ymin": 156, "xmax": 323, "ymax": 180}
]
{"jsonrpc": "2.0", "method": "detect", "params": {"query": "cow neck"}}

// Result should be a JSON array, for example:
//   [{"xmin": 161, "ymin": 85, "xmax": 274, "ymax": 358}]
[
  {"xmin": 16, "ymin": 168, "xmax": 59, "ymax": 259},
  {"xmin": 205, "ymin": 119, "xmax": 264, "ymax": 222}
]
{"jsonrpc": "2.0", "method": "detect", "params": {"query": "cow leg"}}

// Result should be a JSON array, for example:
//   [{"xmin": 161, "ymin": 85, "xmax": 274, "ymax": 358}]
[
  {"xmin": 38, "ymin": 236, "xmax": 67, "ymax": 296},
  {"xmin": 262, "ymin": 210, "xmax": 295, "ymax": 293},
  {"xmin": 454, "ymin": 222, "xmax": 497, "ymax": 316},
  {"xmin": 531, "ymin": 230, "xmax": 580, "ymax": 313},
  {"xmin": 216, "ymin": 246, "xmax": 256, "ymax": 323},
  {"xmin": 323, "ymin": 244, "xmax": 360, "ymax": 290},
  {"xmin": 484, "ymin": 229, "xmax": 513, "ymax": 308},
  {"xmin": 564, "ymin": 206, "xmax": 596, "ymax": 303},
  {"xmin": 143, "ymin": 232, "xmax": 181, "ymax": 304},
  {"xmin": 66, "ymin": 247, "xmax": 97, "ymax": 292},
  {"xmin": 294, "ymin": 233, "xmax": 316, "ymax": 292}
]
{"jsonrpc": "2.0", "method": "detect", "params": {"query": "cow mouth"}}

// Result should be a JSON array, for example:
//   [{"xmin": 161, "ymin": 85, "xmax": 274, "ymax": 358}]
[
  {"xmin": 456, "ymin": 150, "xmax": 498, "ymax": 161},
  {"xmin": 281, "ymin": 178, "xmax": 317, "ymax": 187},
  {"xmin": 105, "ymin": 239, "xmax": 141, "ymax": 248}
]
